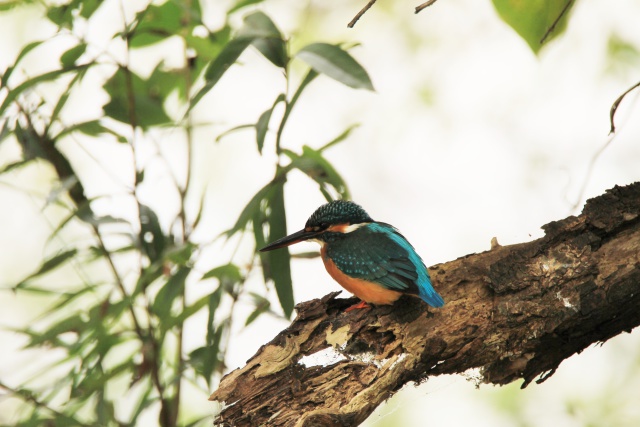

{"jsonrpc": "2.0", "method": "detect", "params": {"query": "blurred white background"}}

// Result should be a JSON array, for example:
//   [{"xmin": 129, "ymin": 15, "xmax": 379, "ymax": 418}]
[{"xmin": 1, "ymin": 0, "xmax": 639, "ymax": 425}]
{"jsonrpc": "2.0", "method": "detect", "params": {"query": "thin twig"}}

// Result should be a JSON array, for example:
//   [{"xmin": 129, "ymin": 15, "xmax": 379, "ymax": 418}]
[
  {"xmin": 540, "ymin": 0, "xmax": 574, "ymax": 45},
  {"xmin": 348, "ymin": 0, "xmax": 378, "ymax": 28},
  {"xmin": 415, "ymin": 0, "xmax": 439, "ymax": 14},
  {"xmin": 609, "ymin": 80, "xmax": 640, "ymax": 134}
]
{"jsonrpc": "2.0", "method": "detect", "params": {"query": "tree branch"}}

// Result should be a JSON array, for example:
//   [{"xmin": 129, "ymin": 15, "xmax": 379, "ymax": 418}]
[{"xmin": 210, "ymin": 182, "xmax": 640, "ymax": 426}]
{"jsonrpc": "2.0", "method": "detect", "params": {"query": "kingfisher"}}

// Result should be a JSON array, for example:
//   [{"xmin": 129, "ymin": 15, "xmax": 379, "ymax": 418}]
[{"xmin": 260, "ymin": 200, "xmax": 445, "ymax": 311}]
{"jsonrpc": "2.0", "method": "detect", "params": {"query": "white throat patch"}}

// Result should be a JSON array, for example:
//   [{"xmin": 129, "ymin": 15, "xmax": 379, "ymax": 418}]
[{"xmin": 342, "ymin": 223, "xmax": 368, "ymax": 233}]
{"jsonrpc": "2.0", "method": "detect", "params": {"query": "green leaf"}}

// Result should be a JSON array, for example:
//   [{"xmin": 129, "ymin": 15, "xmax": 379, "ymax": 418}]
[
  {"xmin": 189, "ymin": 11, "xmax": 286, "ymax": 111},
  {"xmin": 0, "ymin": 1, "xmax": 32, "ymax": 11},
  {"xmin": 191, "ymin": 189, "xmax": 208, "ymax": 232},
  {"xmin": 139, "ymin": 204, "xmax": 166, "ymax": 262},
  {"xmin": 0, "ymin": 159, "xmax": 33, "ymax": 175},
  {"xmin": 287, "ymin": 145, "xmax": 350, "ymax": 201},
  {"xmin": 15, "ymin": 249, "xmax": 78, "ymax": 288},
  {"xmin": 190, "ymin": 37, "xmax": 253, "ymax": 111},
  {"xmin": 202, "ymin": 263, "xmax": 242, "ymax": 290},
  {"xmin": 103, "ymin": 66, "xmax": 173, "ymax": 129},
  {"xmin": 224, "ymin": 182, "xmax": 277, "ymax": 237},
  {"xmin": 60, "ymin": 43, "xmax": 87, "ymax": 68},
  {"xmin": 134, "ymin": 263, "xmax": 164, "ymax": 297},
  {"xmin": 228, "ymin": 0, "xmax": 265, "ymax": 14},
  {"xmin": 1, "ymin": 40, "xmax": 43, "ymax": 88},
  {"xmin": 54, "ymin": 120, "xmax": 113, "ymax": 140},
  {"xmin": 24, "ymin": 314, "xmax": 84, "ymax": 348},
  {"xmin": 153, "ymin": 266, "xmax": 190, "ymax": 319},
  {"xmin": 164, "ymin": 242, "xmax": 196, "ymax": 265},
  {"xmin": 164, "ymin": 293, "xmax": 211, "ymax": 330},
  {"xmin": 492, "ymin": 0, "xmax": 575, "ymax": 54},
  {"xmin": 266, "ymin": 181, "xmax": 294, "ymax": 317},
  {"xmin": 295, "ymin": 43, "xmax": 374, "ymax": 91},
  {"xmin": 129, "ymin": 379, "xmax": 154, "ymax": 425},
  {"xmin": 256, "ymin": 93, "xmax": 285, "ymax": 154},
  {"xmin": 245, "ymin": 292, "xmax": 271, "ymax": 326},
  {"xmin": 188, "ymin": 325, "xmax": 223, "ymax": 386},
  {"xmin": 243, "ymin": 11, "xmax": 288, "ymax": 68},
  {"xmin": 129, "ymin": 1, "xmax": 183, "ymax": 48},
  {"xmin": 319, "ymin": 124, "xmax": 360, "ymax": 152},
  {"xmin": 215, "ymin": 124, "xmax": 255, "ymax": 142},
  {"xmin": 253, "ymin": 208, "xmax": 269, "ymax": 282},
  {"xmin": 207, "ymin": 286, "xmax": 224, "ymax": 339},
  {"xmin": 46, "ymin": 4, "xmax": 74, "ymax": 28},
  {"xmin": 0, "ymin": 64, "xmax": 91, "ymax": 117}
]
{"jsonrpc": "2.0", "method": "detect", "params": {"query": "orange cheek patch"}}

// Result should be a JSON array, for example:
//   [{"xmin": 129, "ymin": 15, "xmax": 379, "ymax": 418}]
[
  {"xmin": 321, "ymin": 248, "xmax": 401, "ymax": 305},
  {"xmin": 326, "ymin": 224, "xmax": 348, "ymax": 233}
]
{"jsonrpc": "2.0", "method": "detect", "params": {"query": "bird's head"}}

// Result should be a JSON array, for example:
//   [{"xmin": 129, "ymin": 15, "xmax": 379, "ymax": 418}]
[{"xmin": 259, "ymin": 200, "xmax": 373, "ymax": 251}]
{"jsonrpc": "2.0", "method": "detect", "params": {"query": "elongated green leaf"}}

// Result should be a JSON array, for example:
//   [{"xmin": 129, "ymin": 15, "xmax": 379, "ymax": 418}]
[
  {"xmin": 266, "ymin": 181, "xmax": 294, "ymax": 317},
  {"xmin": 54, "ymin": 120, "xmax": 110, "ymax": 140},
  {"xmin": 50, "ymin": 92, "xmax": 72, "ymax": 131},
  {"xmin": 129, "ymin": 378, "xmax": 154, "ymax": 424},
  {"xmin": 256, "ymin": 94, "xmax": 285, "ymax": 154},
  {"xmin": 319, "ymin": 124, "xmax": 360, "ymax": 152},
  {"xmin": 24, "ymin": 314, "xmax": 83, "ymax": 348},
  {"xmin": 215, "ymin": 124, "xmax": 254, "ymax": 142},
  {"xmin": 492, "ymin": 0, "xmax": 575, "ymax": 54},
  {"xmin": 287, "ymin": 145, "xmax": 350, "ymax": 201},
  {"xmin": 228, "ymin": 0, "xmax": 265, "ymax": 14},
  {"xmin": 189, "ymin": 323, "xmax": 224, "ymax": 386},
  {"xmin": 153, "ymin": 266, "xmax": 190, "ymax": 320},
  {"xmin": 1, "ymin": 40, "xmax": 43, "ymax": 87},
  {"xmin": 129, "ymin": 1, "xmax": 183, "ymax": 48},
  {"xmin": 224, "ymin": 182, "xmax": 276, "ymax": 237},
  {"xmin": 245, "ymin": 293, "xmax": 271, "ymax": 326},
  {"xmin": 190, "ymin": 11, "xmax": 286, "ymax": 111},
  {"xmin": 103, "ymin": 67, "xmax": 172, "ymax": 129},
  {"xmin": 15, "ymin": 249, "xmax": 78, "ymax": 288},
  {"xmin": 164, "ymin": 293, "xmax": 211, "ymax": 330},
  {"xmin": 244, "ymin": 12, "xmax": 288, "ymax": 68},
  {"xmin": 295, "ymin": 43, "xmax": 374, "ymax": 90},
  {"xmin": 255, "ymin": 111, "xmax": 271, "ymax": 154},
  {"xmin": 190, "ymin": 37, "xmax": 253, "ymax": 111},
  {"xmin": 202, "ymin": 263, "xmax": 242, "ymax": 291},
  {"xmin": 0, "ymin": 159, "xmax": 33, "ymax": 175},
  {"xmin": 0, "ymin": 64, "xmax": 90, "ymax": 117},
  {"xmin": 139, "ymin": 204, "xmax": 165, "ymax": 262},
  {"xmin": 253, "ymin": 209, "xmax": 270, "ymax": 282},
  {"xmin": 60, "ymin": 43, "xmax": 87, "ymax": 68}
]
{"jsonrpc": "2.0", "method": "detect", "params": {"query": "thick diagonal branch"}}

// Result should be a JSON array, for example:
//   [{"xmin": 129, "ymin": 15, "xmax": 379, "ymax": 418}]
[{"xmin": 210, "ymin": 182, "xmax": 640, "ymax": 426}]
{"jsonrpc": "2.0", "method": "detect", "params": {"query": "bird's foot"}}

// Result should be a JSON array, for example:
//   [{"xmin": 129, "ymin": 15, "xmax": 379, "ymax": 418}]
[{"xmin": 345, "ymin": 300, "xmax": 371, "ymax": 312}]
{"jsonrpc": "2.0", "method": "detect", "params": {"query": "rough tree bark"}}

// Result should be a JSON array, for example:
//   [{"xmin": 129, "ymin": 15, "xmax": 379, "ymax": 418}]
[{"xmin": 210, "ymin": 182, "xmax": 640, "ymax": 426}]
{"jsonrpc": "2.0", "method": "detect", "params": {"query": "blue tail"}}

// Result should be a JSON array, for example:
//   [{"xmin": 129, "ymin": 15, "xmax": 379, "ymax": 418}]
[{"xmin": 418, "ymin": 275, "xmax": 445, "ymax": 308}]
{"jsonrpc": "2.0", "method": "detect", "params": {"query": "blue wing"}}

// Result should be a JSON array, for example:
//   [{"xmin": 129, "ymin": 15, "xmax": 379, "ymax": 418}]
[{"xmin": 326, "ymin": 222, "xmax": 445, "ymax": 308}]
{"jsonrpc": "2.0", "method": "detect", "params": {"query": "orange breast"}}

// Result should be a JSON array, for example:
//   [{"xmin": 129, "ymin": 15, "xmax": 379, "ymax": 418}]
[{"xmin": 321, "ymin": 247, "xmax": 402, "ymax": 305}]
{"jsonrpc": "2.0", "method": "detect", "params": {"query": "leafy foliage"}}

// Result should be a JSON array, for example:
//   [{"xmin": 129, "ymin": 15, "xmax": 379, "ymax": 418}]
[{"xmin": 0, "ymin": 0, "xmax": 371, "ymax": 425}]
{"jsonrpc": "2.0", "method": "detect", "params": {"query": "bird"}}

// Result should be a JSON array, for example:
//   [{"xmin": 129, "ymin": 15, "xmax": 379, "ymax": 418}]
[{"xmin": 259, "ymin": 200, "xmax": 445, "ymax": 311}]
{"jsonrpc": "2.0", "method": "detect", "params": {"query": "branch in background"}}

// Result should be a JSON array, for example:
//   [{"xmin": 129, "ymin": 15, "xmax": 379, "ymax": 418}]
[
  {"xmin": 209, "ymin": 182, "xmax": 640, "ymax": 426},
  {"xmin": 348, "ymin": 0, "xmax": 378, "ymax": 28},
  {"xmin": 415, "ymin": 0, "xmax": 439, "ymax": 14},
  {"xmin": 609, "ymin": 80, "xmax": 640, "ymax": 134},
  {"xmin": 348, "ymin": 0, "xmax": 441, "ymax": 28}
]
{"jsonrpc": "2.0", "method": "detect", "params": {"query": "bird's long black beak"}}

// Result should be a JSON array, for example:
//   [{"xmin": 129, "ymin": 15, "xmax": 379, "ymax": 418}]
[{"xmin": 259, "ymin": 229, "xmax": 320, "ymax": 252}]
